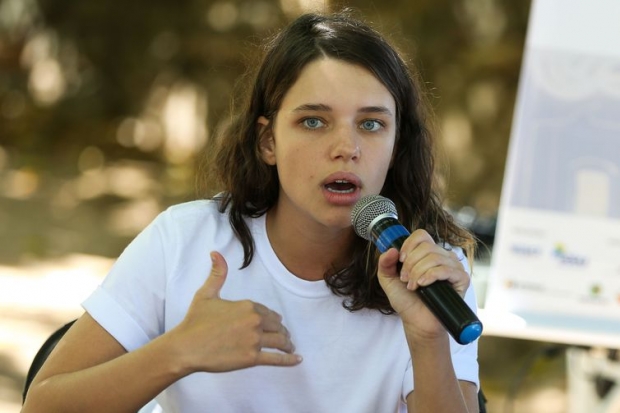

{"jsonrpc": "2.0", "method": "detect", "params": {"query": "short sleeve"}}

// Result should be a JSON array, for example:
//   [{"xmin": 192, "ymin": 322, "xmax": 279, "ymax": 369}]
[
  {"xmin": 451, "ymin": 247, "xmax": 480, "ymax": 389},
  {"xmin": 82, "ymin": 212, "xmax": 172, "ymax": 351}
]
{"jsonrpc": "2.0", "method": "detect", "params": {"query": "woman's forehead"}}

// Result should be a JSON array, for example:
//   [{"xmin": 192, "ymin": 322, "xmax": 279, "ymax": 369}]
[{"xmin": 279, "ymin": 58, "xmax": 396, "ymax": 114}]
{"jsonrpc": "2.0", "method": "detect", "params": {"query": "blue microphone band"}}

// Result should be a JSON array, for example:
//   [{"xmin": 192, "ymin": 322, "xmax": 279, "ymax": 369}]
[
  {"xmin": 373, "ymin": 223, "xmax": 409, "ymax": 253},
  {"xmin": 368, "ymin": 213, "xmax": 409, "ymax": 253}
]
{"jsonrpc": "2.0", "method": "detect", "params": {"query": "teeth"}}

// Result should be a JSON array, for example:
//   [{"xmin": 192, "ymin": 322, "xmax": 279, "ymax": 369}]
[
  {"xmin": 327, "ymin": 187, "xmax": 355, "ymax": 194},
  {"xmin": 326, "ymin": 180, "xmax": 356, "ymax": 194}
]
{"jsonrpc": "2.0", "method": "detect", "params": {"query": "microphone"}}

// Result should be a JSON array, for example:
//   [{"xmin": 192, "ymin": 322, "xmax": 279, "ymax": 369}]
[{"xmin": 351, "ymin": 195, "xmax": 482, "ymax": 345}]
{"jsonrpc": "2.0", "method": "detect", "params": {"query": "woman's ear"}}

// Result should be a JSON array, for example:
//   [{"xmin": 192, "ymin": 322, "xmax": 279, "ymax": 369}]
[{"xmin": 257, "ymin": 116, "xmax": 276, "ymax": 165}]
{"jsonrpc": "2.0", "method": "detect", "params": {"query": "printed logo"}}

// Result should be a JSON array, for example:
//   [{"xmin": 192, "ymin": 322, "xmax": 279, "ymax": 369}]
[
  {"xmin": 510, "ymin": 244, "xmax": 542, "ymax": 257},
  {"xmin": 552, "ymin": 243, "xmax": 588, "ymax": 266}
]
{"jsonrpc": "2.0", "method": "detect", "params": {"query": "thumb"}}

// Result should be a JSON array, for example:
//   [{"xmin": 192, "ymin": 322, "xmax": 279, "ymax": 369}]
[
  {"xmin": 201, "ymin": 251, "xmax": 229, "ymax": 299},
  {"xmin": 377, "ymin": 248, "xmax": 400, "ymax": 279}
]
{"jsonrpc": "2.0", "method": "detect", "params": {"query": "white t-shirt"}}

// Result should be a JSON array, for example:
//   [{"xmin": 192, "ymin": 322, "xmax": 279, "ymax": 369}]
[{"xmin": 83, "ymin": 200, "xmax": 479, "ymax": 413}]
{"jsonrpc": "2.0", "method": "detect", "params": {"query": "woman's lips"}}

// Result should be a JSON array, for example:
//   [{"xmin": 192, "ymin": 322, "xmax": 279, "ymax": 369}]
[{"xmin": 321, "ymin": 173, "xmax": 362, "ymax": 205}]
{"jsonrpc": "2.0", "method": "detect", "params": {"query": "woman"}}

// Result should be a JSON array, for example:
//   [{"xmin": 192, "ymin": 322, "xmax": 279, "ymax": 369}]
[{"xmin": 22, "ymin": 10, "xmax": 480, "ymax": 413}]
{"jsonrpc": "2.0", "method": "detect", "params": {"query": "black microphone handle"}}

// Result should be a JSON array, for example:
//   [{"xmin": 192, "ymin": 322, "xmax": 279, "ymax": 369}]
[{"xmin": 417, "ymin": 280, "xmax": 481, "ymax": 344}]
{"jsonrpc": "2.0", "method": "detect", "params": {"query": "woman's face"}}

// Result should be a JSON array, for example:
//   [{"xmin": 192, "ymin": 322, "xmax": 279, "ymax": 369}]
[{"xmin": 258, "ymin": 58, "xmax": 396, "ymax": 232}]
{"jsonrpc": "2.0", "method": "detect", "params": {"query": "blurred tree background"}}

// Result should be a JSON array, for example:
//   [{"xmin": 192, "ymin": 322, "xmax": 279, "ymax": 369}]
[{"xmin": 0, "ymin": 0, "xmax": 531, "ymax": 263}]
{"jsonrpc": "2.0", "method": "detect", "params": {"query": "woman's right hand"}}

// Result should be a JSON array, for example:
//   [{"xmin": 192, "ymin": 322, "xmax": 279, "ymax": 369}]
[{"xmin": 170, "ymin": 251, "xmax": 302, "ymax": 374}]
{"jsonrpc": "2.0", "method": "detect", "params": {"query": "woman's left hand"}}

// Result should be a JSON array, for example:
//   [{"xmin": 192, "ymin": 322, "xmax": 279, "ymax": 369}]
[{"xmin": 376, "ymin": 229, "xmax": 471, "ymax": 341}]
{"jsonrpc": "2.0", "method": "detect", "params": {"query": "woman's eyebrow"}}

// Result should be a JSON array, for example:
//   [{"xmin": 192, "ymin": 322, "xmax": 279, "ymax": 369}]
[
  {"xmin": 358, "ymin": 106, "xmax": 393, "ymax": 116},
  {"xmin": 292, "ymin": 103, "xmax": 393, "ymax": 116},
  {"xmin": 292, "ymin": 103, "xmax": 332, "ymax": 112}
]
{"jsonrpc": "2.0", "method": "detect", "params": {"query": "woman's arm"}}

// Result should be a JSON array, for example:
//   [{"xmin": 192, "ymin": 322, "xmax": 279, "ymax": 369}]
[
  {"xmin": 404, "ymin": 333, "xmax": 479, "ymax": 412},
  {"xmin": 22, "ymin": 313, "xmax": 185, "ymax": 413},
  {"xmin": 376, "ymin": 230, "xmax": 480, "ymax": 413},
  {"xmin": 22, "ymin": 252, "xmax": 301, "ymax": 413}
]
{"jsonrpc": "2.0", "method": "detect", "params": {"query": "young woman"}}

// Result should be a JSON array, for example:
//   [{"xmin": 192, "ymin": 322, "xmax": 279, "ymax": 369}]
[{"xmin": 22, "ymin": 11, "xmax": 480, "ymax": 413}]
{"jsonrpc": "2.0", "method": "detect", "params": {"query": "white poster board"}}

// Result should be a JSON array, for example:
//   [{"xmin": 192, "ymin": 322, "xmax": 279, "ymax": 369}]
[{"xmin": 482, "ymin": 0, "xmax": 620, "ymax": 348}]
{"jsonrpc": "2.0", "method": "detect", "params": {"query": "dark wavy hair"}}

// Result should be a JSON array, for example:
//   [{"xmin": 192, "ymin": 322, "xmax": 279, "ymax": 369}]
[{"xmin": 199, "ymin": 10, "xmax": 475, "ymax": 314}]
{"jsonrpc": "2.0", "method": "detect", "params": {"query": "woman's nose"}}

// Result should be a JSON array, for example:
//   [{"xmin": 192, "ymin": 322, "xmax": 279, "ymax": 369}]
[{"xmin": 330, "ymin": 127, "xmax": 360, "ymax": 161}]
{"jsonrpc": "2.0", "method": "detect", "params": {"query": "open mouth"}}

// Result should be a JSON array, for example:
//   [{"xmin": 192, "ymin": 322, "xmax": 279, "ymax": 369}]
[{"xmin": 325, "ymin": 180, "xmax": 357, "ymax": 194}]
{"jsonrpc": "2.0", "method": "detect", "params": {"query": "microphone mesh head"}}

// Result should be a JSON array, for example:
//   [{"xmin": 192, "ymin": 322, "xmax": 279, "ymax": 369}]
[{"xmin": 350, "ymin": 195, "xmax": 398, "ymax": 240}]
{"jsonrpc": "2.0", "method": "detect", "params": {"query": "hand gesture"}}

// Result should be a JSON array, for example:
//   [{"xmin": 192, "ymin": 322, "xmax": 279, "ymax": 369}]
[{"xmin": 170, "ymin": 251, "xmax": 302, "ymax": 374}]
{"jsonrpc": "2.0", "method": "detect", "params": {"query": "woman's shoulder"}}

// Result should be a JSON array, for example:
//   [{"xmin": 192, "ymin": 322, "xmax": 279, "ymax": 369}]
[
  {"xmin": 155, "ymin": 199, "xmax": 230, "ymax": 235},
  {"xmin": 164, "ymin": 199, "xmax": 221, "ymax": 217}
]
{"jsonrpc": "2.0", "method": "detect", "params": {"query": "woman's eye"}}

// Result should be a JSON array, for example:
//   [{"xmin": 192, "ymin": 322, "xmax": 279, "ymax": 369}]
[
  {"xmin": 360, "ymin": 120, "xmax": 383, "ymax": 132},
  {"xmin": 301, "ymin": 118, "xmax": 325, "ymax": 129}
]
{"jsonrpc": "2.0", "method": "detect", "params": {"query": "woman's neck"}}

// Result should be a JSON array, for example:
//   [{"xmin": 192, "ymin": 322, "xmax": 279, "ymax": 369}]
[{"xmin": 265, "ymin": 208, "xmax": 355, "ymax": 281}]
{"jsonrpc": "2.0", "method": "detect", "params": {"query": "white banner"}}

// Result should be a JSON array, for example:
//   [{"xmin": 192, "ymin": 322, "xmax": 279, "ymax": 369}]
[{"xmin": 483, "ymin": 0, "xmax": 620, "ymax": 347}]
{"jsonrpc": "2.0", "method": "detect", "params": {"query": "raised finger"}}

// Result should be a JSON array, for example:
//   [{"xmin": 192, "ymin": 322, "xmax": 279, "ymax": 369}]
[{"xmin": 199, "ymin": 251, "xmax": 229, "ymax": 299}]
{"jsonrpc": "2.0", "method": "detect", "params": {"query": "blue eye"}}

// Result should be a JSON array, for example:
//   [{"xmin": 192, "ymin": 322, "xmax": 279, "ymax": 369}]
[
  {"xmin": 301, "ymin": 118, "xmax": 325, "ymax": 129},
  {"xmin": 360, "ymin": 120, "xmax": 382, "ymax": 132}
]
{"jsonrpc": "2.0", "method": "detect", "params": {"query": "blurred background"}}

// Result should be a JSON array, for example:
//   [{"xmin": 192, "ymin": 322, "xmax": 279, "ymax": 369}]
[{"xmin": 0, "ymin": 0, "xmax": 570, "ymax": 412}]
